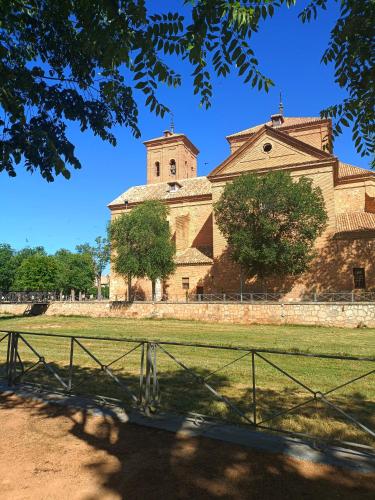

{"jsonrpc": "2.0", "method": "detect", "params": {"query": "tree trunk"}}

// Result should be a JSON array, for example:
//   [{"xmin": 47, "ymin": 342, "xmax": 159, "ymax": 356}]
[
  {"xmin": 97, "ymin": 274, "xmax": 102, "ymax": 300},
  {"xmin": 71, "ymin": 288, "xmax": 75, "ymax": 301},
  {"xmin": 152, "ymin": 280, "xmax": 156, "ymax": 301},
  {"xmin": 127, "ymin": 274, "xmax": 132, "ymax": 302}
]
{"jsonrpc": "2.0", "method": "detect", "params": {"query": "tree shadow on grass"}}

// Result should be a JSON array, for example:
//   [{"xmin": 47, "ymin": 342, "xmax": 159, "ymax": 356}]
[
  {"xmin": 0, "ymin": 314, "xmax": 19, "ymax": 321},
  {"xmin": 0, "ymin": 354, "xmax": 374, "ymax": 445},
  {"xmin": 0, "ymin": 389, "xmax": 375, "ymax": 500}
]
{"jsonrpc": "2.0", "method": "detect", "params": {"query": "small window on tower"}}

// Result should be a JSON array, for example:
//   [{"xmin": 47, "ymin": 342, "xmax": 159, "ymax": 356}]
[
  {"xmin": 155, "ymin": 161, "xmax": 160, "ymax": 177},
  {"xmin": 182, "ymin": 277, "xmax": 189, "ymax": 290},
  {"xmin": 170, "ymin": 159, "xmax": 176, "ymax": 175},
  {"xmin": 353, "ymin": 268, "xmax": 366, "ymax": 289}
]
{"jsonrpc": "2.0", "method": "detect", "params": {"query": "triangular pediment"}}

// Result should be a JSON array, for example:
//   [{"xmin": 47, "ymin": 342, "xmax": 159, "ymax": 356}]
[{"xmin": 209, "ymin": 126, "xmax": 332, "ymax": 179}]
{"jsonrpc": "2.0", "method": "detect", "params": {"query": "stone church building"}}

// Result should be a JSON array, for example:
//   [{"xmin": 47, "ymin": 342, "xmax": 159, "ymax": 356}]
[{"xmin": 108, "ymin": 111, "xmax": 375, "ymax": 300}]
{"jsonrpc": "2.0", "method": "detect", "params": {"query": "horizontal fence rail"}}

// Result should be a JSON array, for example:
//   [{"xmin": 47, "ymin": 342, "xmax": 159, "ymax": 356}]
[
  {"xmin": 0, "ymin": 292, "xmax": 104, "ymax": 303},
  {"xmin": 119, "ymin": 292, "xmax": 375, "ymax": 303},
  {"xmin": 0, "ymin": 291, "xmax": 60, "ymax": 303},
  {"xmin": 0, "ymin": 330, "xmax": 374, "ymax": 451},
  {"xmin": 2, "ymin": 291, "xmax": 375, "ymax": 304}
]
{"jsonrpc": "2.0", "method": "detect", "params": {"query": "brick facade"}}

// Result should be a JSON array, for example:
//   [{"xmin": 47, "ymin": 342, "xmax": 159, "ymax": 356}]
[
  {"xmin": 144, "ymin": 130, "xmax": 198, "ymax": 184},
  {"xmin": 108, "ymin": 114, "xmax": 375, "ymax": 300}
]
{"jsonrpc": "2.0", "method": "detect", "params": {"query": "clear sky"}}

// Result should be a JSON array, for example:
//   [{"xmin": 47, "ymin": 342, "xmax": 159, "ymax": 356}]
[{"xmin": 1, "ymin": 1, "xmax": 372, "ymax": 254}]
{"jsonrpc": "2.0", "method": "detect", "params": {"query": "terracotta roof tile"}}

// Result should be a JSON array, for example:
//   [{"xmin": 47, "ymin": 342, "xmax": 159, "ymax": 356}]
[
  {"xmin": 336, "ymin": 212, "xmax": 375, "ymax": 233},
  {"xmin": 109, "ymin": 176, "xmax": 211, "ymax": 206},
  {"xmin": 175, "ymin": 247, "xmax": 213, "ymax": 265},
  {"xmin": 338, "ymin": 162, "xmax": 374, "ymax": 180},
  {"xmin": 226, "ymin": 117, "xmax": 323, "ymax": 139},
  {"xmin": 143, "ymin": 133, "xmax": 185, "ymax": 143}
]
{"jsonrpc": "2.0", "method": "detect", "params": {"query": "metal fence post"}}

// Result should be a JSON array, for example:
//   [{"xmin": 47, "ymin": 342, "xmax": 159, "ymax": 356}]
[
  {"xmin": 7, "ymin": 332, "xmax": 18, "ymax": 387},
  {"xmin": 68, "ymin": 337, "xmax": 75, "ymax": 391},
  {"xmin": 139, "ymin": 342, "xmax": 145, "ymax": 405},
  {"xmin": 5, "ymin": 332, "xmax": 12, "ymax": 384},
  {"xmin": 251, "ymin": 351, "xmax": 257, "ymax": 427},
  {"xmin": 144, "ymin": 342, "xmax": 159, "ymax": 416}
]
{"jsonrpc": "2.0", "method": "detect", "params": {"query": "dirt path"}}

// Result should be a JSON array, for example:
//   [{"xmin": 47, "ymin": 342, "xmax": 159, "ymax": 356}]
[{"xmin": 0, "ymin": 393, "xmax": 374, "ymax": 500}]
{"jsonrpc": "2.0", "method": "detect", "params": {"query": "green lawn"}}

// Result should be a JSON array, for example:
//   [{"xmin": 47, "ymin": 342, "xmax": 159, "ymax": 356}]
[{"xmin": 0, "ymin": 315, "xmax": 374, "ymax": 446}]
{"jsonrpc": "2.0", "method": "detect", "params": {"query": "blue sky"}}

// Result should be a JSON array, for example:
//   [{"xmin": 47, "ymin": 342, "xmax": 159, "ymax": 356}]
[{"xmin": 1, "ymin": 1, "xmax": 371, "ymax": 254}]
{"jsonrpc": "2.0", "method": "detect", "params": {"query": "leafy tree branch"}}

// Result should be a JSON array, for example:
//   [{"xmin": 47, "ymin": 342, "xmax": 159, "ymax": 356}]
[{"xmin": 1, "ymin": 1, "xmax": 373, "ymax": 181}]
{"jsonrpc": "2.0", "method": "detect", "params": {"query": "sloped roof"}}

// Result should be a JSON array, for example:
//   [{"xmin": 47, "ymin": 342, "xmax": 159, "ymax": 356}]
[
  {"xmin": 144, "ymin": 132, "xmax": 185, "ymax": 142},
  {"xmin": 175, "ymin": 247, "xmax": 213, "ymax": 265},
  {"xmin": 336, "ymin": 212, "xmax": 375, "ymax": 234},
  {"xmin": 226, "ymin": 117, "xmax": 324, "ymax": 139},
  {"xmin": 108, "ymin": 176, "xmax": 211, "ymax": 207},
  {"xmin": 337, "ymin": 162, "xmax": 374, "ymax": 180},
  {"xmin": 143, "ymin": 132, "xmax": 200, "ymax": 154}
]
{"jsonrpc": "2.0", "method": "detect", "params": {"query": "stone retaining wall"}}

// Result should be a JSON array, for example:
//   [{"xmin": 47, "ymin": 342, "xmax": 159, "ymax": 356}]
[{"xmin": 1, "ymin": 300, "xmax": 375, "ymax": 328}]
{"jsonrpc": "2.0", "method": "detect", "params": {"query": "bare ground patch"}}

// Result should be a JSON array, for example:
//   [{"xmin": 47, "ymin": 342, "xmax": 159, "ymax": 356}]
[{"xmin": 0, "ymin": 393, "xmax": 374, "ymax": 500}]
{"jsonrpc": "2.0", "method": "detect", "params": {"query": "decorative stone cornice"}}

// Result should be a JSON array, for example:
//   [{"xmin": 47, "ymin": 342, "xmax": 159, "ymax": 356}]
[{"xmin": 109, "ymin": 193, "xmax": 212, "ymax": 211}]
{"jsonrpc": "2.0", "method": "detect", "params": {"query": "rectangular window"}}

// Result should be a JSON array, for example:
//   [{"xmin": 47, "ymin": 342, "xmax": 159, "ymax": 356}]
[
  {"xmin": 182, "ymin": 277, "xmax": 189, "ymax": 290},
  {"xmin": 353, "ymin": 268, "xmax": 366, "ymax": 289}
]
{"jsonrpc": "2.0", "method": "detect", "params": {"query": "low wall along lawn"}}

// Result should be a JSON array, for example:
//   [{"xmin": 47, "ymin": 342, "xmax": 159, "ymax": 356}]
[{"xmin": 1, "ymin": 300, "xmax": 375, "ymax": 328}]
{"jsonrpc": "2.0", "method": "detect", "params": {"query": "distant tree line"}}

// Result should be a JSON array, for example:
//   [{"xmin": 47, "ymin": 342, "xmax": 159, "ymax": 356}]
[{"xmin": 0, "ymin": 238, "xmax": 109, "ymax": 298}]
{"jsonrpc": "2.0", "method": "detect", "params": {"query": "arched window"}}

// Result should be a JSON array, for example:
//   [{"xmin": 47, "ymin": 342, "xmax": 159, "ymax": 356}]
[
  {"xmin": 155, "ymin": 161, "xmax": 160, "ymax": 177},
  {"xmin": 170, "ymin": 159, "xmax": 176, "ymax": 175}
]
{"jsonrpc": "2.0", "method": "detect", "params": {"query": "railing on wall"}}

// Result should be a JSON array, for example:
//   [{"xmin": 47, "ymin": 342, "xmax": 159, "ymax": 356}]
[
  {"xmin": 0, "ymin": 292, "xmax": 105, "ymax": 303},
  {"xmin": 125, "ymin": 291, "xmax": 375, "ymax": 303},
  {"xmin": 0, "ymin": 330, "xmax": 374, "ymax": 451},
  {"xmin": 0, "ymin": 292, "xmax": 60, "ymax": 303},
  {"xmin": 2, "ymin": 291, "xmax": 375, "ymax": 304}
]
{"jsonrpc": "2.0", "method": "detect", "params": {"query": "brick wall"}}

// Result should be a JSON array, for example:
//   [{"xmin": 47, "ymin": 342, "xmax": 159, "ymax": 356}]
[
  {"xmin": 227, "ymin": 121, "xmax": 330, "ymax": 154},
  {"xmin": 164, "ymin": 263, "xmax": 212, "ymax": 297},
  {"xmin": 223, "ymin": 136, "xmax": 321, "ymax": 174},
  {"xmin": 335, "ymin": 182, "xmax": 367, "ymax": 213},
  {"xmin": 146, "ymin": 136, "xmax": 197, "ymax": 184}
]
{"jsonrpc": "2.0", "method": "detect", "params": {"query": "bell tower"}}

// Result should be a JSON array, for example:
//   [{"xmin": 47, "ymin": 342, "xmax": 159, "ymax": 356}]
[{"xmin": 144, "ymin": 130, "xmax": 199, "ymax": 184}]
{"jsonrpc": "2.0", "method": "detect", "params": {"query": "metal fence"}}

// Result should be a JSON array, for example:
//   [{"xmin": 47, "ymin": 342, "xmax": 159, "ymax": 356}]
[
  {"xmin": 0, "ymin": 291, "xmax": 60, "ymax": 303},
  {"xmin": 0, "ymin": 292, "xmax": 105, "ymax": 303},
  {"xmin": 130, "ymin": 292, "xmax": 284, "ymax": 303},
  {"xmin": 0, "ymin": 330, "xmax": 374, "ymax": 451},
  {"xmin": 122, "ymin": 291, "xmax": 375, "ymax": 303},
  {"xmin": 2, "ymin": 290, "xmax": 375, "ymax": 304}
]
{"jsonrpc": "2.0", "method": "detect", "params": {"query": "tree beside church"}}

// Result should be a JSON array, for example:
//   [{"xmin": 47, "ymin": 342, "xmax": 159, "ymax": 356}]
[{"xmin": 108, "ymin": 109, "xmax": 375, "ymax": 300}]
